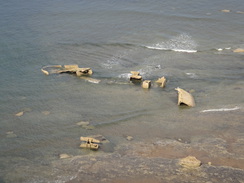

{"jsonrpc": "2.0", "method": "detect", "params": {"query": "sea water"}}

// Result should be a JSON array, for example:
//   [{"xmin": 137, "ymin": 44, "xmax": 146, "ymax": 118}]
[{"xmin": 0, "ymin": 0, "xmax": 243, "ymax": 182}]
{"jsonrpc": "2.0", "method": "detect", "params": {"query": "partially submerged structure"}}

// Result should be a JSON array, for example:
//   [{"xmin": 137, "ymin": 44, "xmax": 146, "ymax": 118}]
[
  {"xmin": 41, "ymin": 65, "xmax": 93, "ymax": 76},
  {"xmin": 155, "ymin": 77, "xmax": 166, "ymax": 88},
  {"xmin": 80, "ymin": 136, "xmax": 100, "ymax": 150},
  {"xmin": 175, "ymin": 87, "xmax": 195, "ymax": 107},
  {"xmin": 130, "ymin": 71, "xmax": 142, "ymax": 81},
  {"xmin": 142, "ymin": 80, "xmax": 151, "ymax": 89}
]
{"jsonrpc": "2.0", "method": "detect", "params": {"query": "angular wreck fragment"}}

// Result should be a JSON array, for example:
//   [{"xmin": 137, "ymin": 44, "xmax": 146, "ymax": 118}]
[
  {"xmin": 41, "ymin": 65, "xmax": 93, "ymax": 76},
  {"xmin": 80, "ymin": 136, "xmax": 101, "ymax": 150},
  {"xmin": 142, "ymin": 80, "xmax": 151, "ymax": 89},
  {"xmin": 155, "ymin": 76, "xmax": 166, "ymax": 88},
  {"xmin": 175, "ymin": 87, "xmax": 195, "ymax": 107},
  {"xmin": 130, "ymin": 71, "xmax": 142, "ymax": 81}
]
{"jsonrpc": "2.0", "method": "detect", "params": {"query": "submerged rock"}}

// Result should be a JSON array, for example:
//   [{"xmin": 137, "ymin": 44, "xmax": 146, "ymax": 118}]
[
  {"xmin": 126, "ymin": 136, "xmax": 134, "ymax": 141},
  {"xmin": 6, "ymin": 131, "xmax": 17, "ymax": 138},
  {"xmin": 76, "ymin": 121, "xmax": 90, "ymax": 126},
  {"xmin": 179, "ymin": 156, "xmax": 202, "ymax": 169}
]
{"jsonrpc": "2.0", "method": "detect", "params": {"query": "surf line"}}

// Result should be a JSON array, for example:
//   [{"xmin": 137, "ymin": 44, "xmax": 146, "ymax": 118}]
[
  {"xmin": 200, "ymin": 106, "xmax": 240, "ymax": 113},
  {"xmin": 145, "ymin": 46, "xmax": 197, "ymax": 53}
]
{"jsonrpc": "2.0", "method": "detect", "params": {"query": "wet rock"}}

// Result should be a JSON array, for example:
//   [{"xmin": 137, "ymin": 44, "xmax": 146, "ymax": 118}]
[
  {"xmin": 233, "ymin": 48, "xmax": 244, "ymax": 53},
  {"xmin": 15, "ymin": 108, "xmax": 31, "ymax": 117},
  {"xmin": 221, "ymin": 9, "xmax": 230, "ymax": 13},
  {"xmin": 175, "ymin": 87, "xmax": 195, "ymax": 107},
  {"xmin": 15, "ymin": 111, "xmax": 24, "ymax": 117},
  {"xmin": 76, "ymin": 121, "xmax": 90, "ymax": 126},
  {"xmin": 142, "ymin": 80, "xmax": 151, "ymax": 89},
  {"xmin": 6, "ymin": 131, "xmax": 17, "ymax": 138},
  {"xmin": 179, "ymin": 156, "xmax": 201, "ymax": 169},
  {"xmin": 126, "ymin": 136, "xmax": 133, "ymax": 141},
  {"xmin": 59, "ymin": 154, "xmax": 71, "ymax": 159}
]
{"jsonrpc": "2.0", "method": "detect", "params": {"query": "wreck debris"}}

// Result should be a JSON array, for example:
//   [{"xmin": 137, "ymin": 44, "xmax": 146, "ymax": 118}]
[
  {"xmin": 155, "ymin": 77, "xmax": 166, "ymax": 88},
  {"xmin": 75, "ymin": 68, "xmax": 93, "ymax": 76},
  {"xmin": 142, "ymin": 80, "xmax": 151, "ymax": 89},
  {"xmin": 41, "ymin": 65, "xmax": 93, "ymax": 76},
  {"xmin": 80, "ymin": 136, "xmax": 101, "ymax": 150},
  {"xmin": 41, "ymin": 68, "xmax": 49, "ymax": 75},
  {"xmin": 130, "ymin": 71, "xmax": 142, "ymax": 81},
  {"xmin": 175, "ymin": 87, "xmax": 195, "ymax": 107},
  {"xmin": 179, "ymin": 156, "xmax": 202, "ymax": 169},
  {"xmin": 41, "ymin": 65, "xmax": 62, "ymax": 75}
]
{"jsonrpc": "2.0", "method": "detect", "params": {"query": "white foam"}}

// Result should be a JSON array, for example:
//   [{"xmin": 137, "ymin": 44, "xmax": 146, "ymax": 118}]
[
  {"xmin": 118, "ymin": 73, "xmax": 132, "ymax": 79},
  {"xmin": 172, "ymin": 49, "xmax": 197, "ymax": 53},
  {"xmin": 146, "ymin": 46, "xmax": 197, "ymax": 53},
  {"xmin": 186, "ymin": 72, "xmax": 198, "ymax": 78},
  {"xmin": 201, "ymin": 106, "xmax": 240, "ymax": 113},
  {"xmin": 146, "ymin": 34, "xmax": 198, "ymax": 53}
]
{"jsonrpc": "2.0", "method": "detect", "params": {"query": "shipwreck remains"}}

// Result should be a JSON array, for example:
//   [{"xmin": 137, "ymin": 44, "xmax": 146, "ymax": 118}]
[
  {"xmin": 142, "ymin": 80, "xmax": 151, "ymax": 89},
  {"xmin": 155, "ymin": 76, "xmax": 166, "ymax": 88},
  {"xmin": 41, "ymin": 65, "xmax": 93, "ymax": 76},
  {"xmin": 175, "ymin": 87, "xmax": 195, "ymax": 107},
  {"xmin": 130, "ymin": 71, "xmax": 142, "ymax": 81},
  {"xmin": 80, "ymin": 136, "xmax": 100, "ymax": 150}
]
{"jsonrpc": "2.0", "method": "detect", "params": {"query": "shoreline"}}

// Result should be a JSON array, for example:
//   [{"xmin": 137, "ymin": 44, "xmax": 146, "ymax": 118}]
[{"xmin": 2, "ymin": 134, "xmax": 244, "ymax": 183}]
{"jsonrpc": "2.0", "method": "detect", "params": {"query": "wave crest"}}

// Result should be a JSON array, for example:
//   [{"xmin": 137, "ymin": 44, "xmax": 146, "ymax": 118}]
[{"xmin": 146, "ymin": 34, "xmax": 198, "ymax": 53}]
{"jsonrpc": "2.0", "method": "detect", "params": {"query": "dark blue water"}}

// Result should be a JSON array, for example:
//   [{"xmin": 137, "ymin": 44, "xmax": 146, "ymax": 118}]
[{"xmin": 0, "ymin": 0, "xmax": 244, "ymax": 182}]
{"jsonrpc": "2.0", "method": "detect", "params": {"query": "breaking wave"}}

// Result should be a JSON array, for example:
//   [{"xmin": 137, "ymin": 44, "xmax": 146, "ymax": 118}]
[
  {"xmin": 201, "ymin": 106, "xmax": 240, "ymax": 113},
  {"xmin": 146, "ymin": 34, "xmax": 198, "ymax": 53}
]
